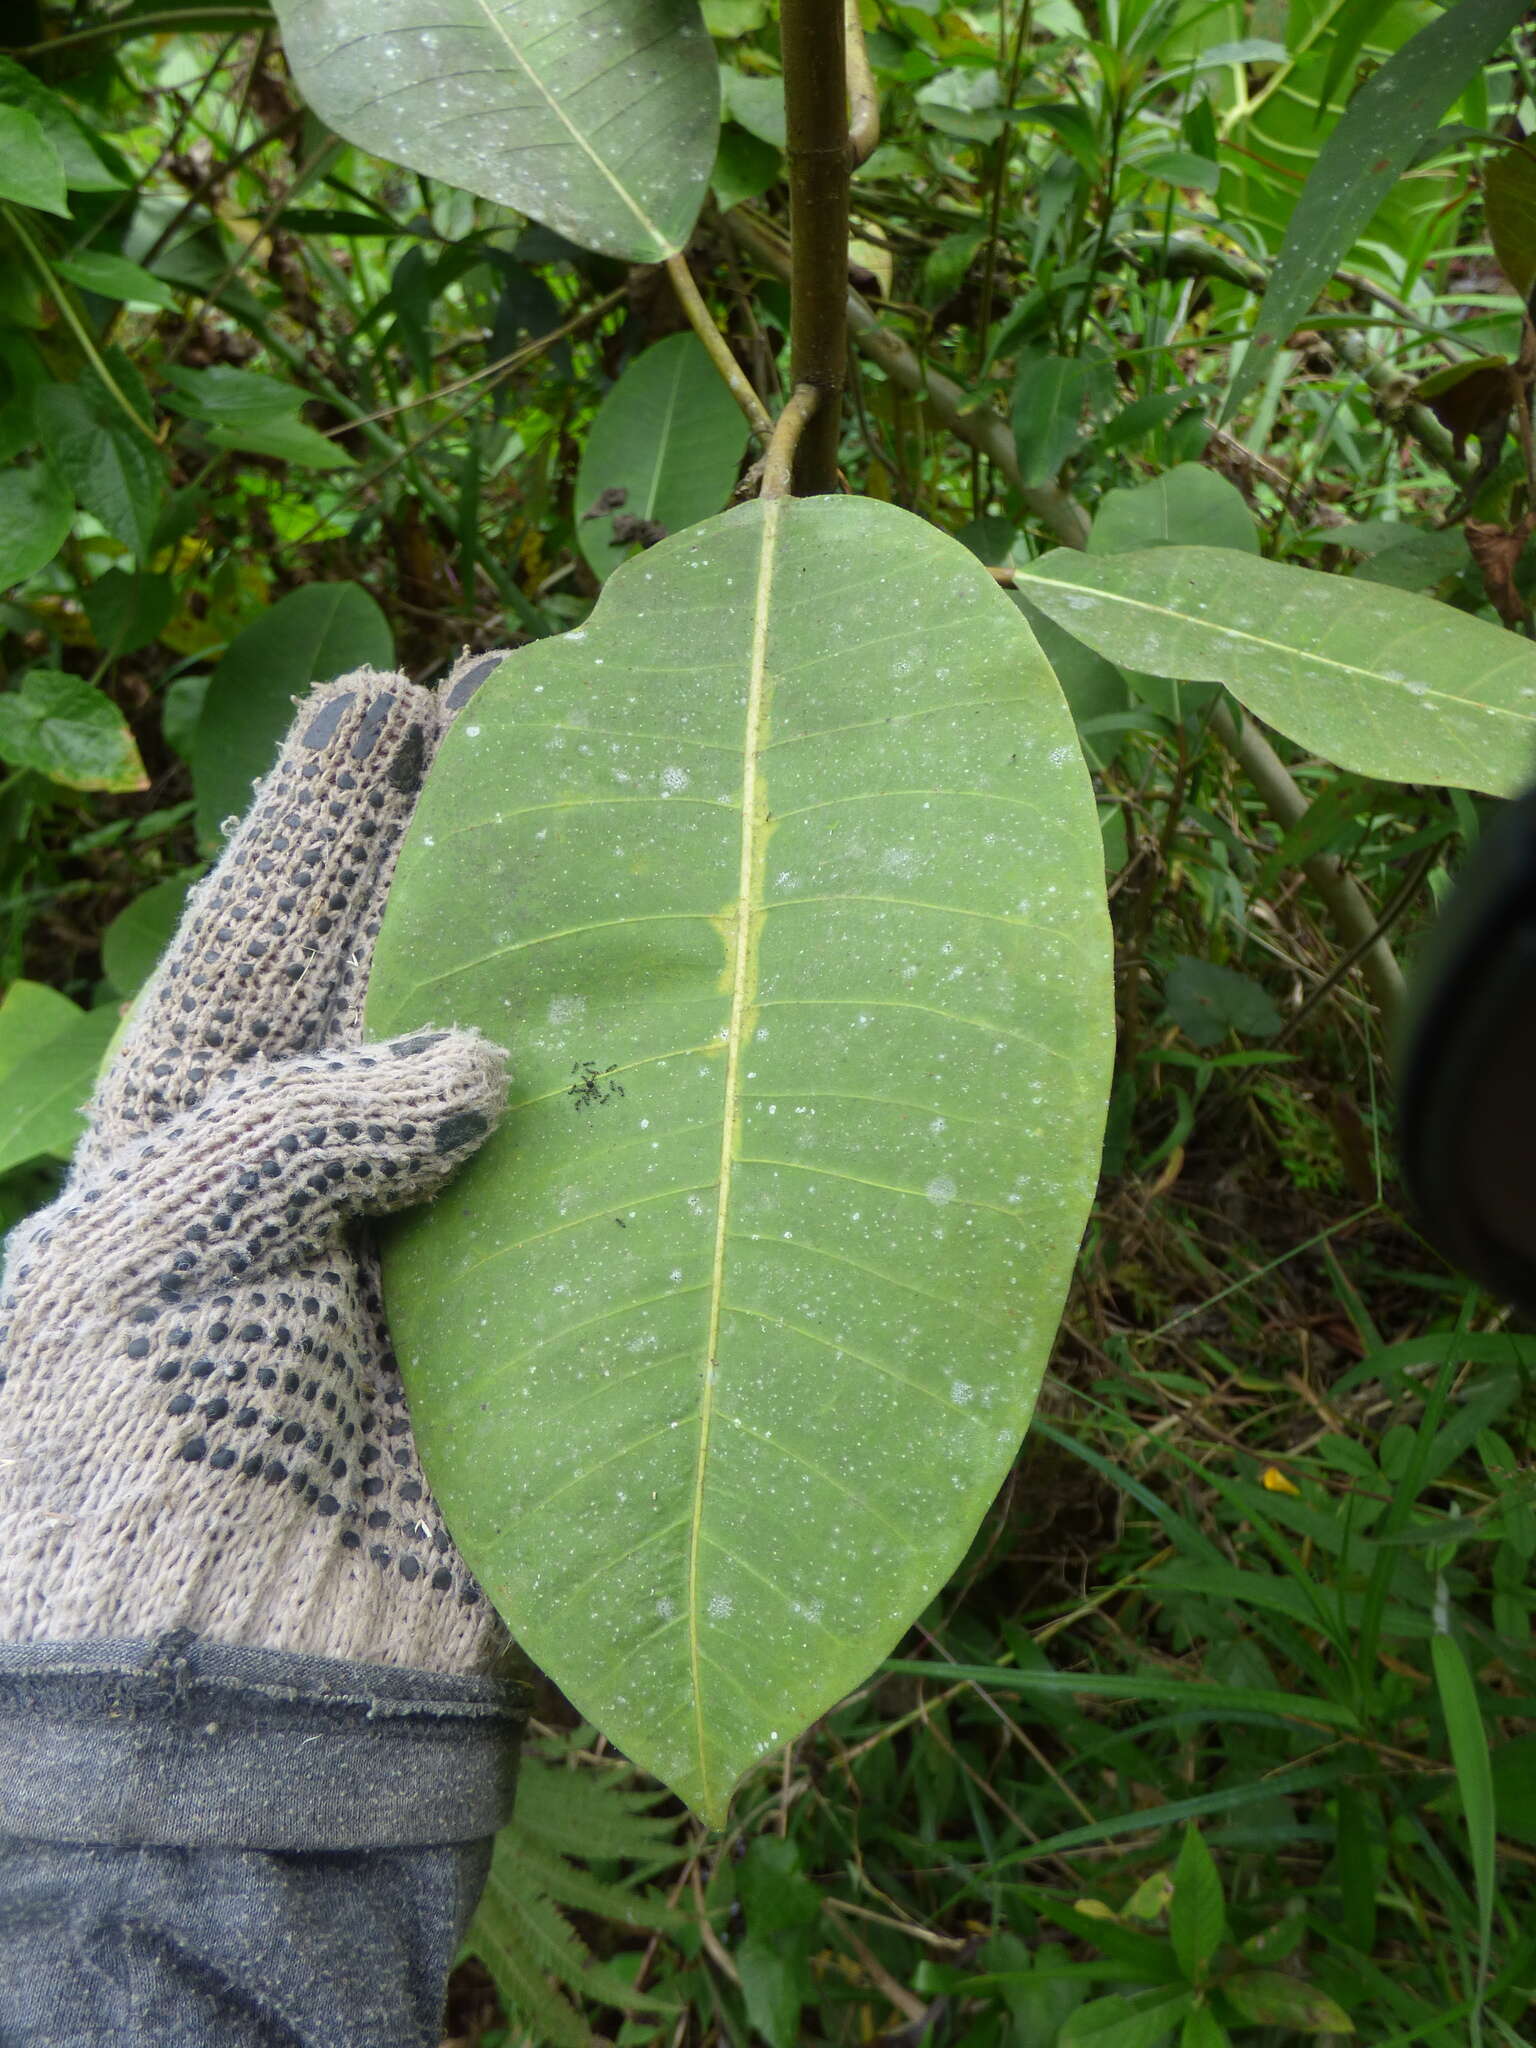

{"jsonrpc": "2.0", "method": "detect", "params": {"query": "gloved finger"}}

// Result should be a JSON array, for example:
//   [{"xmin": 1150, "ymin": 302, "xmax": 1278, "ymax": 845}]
[
  {"xmin": 323, "ymin": 647, "xmax": 517, "ymax": 1047},
  {"xmin": 70, "ymin": 1029, "xmax": 509, "ymax": 1302},
  {"xmin": 436, "ymin": 645, "xmax": 514, "ymax": 737},
  {"xmin": 88, "ymin": 676, "xmax": 443, "ymax": 1150}
]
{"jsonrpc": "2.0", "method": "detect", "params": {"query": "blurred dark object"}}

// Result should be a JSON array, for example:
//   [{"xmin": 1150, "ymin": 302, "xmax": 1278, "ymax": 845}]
[{"xmin": 1399, "ymin": 782, "xmax": 1536, "ymax": 1314}]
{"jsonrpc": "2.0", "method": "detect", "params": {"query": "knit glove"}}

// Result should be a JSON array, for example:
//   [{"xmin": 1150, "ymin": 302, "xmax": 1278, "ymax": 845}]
[{"xmin": 0, "ymin": 653, "xmax": 513, "ymax": 1676}]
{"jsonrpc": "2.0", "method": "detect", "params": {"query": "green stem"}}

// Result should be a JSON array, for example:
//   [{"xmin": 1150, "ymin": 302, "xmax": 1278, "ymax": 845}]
[
  {"xmin": 761, "ymin": 385, "xmax": 821, "ymax": 498},
  {"xmin": 665, "ymin": 253, "xmax": 773, "ymax": 440},
  {"xmin": 3, "ymin": 205, "xmax": 159, "ymax": 442},
  {"xmin": 3, "ymin": 10, "xmax": 270, "ymax": 56},
  {"xmin": 780, "ymin": 0, "xmax": 851, "ymax": 494}
]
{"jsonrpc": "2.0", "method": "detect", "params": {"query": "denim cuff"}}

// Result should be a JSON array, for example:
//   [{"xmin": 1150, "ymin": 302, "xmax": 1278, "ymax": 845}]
[{"xmin": 0, "ymin": 1631, "xmax": 529, "ymax": 1852}]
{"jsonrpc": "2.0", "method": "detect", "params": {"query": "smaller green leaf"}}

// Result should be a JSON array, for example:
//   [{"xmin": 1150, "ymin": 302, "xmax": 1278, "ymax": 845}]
[
  {"xmin": 703, "ymin": 0, "xmax": 769, "ymax": 33},
  {"xmin": 720, "ymin": 67, "xmax": 786, "ymax": 148},
  {"xmin": 84, "ymin": 568, "xmax": 176, "ymax": 655},
  {"xmin": 204, "ymin": 415, "xmax": 353, "ymax": 470},
  {"xmin": 0, "ymin": 670, "xmax": 147, "ymax": 792},
  {"xmin": 0, "ymin": 104, "xmax": 69, "ymax": 216},
  {"xmin": 161, "ymin": 673, "xmax": 210, "ymax": 763},
  {"xmin": 1484, "ymin": 141, "xmax": 1536, "ymax": 302},
  {"xmin": 1013, "ymin": 352, "xmax": 1093, "ymax": 486},
  {"xmin": 1137, "ymin": 150, "xmax": 1220, "ymax": 194},
  {"xmin": 102, "ymin": 876, "xmax": 199, "ymax": 997},
  {"xmin": 162, "ymin": 365, "xmax": 313, "ymax": 424},
  {"xmin": 737, "ymin": 1838, "xmax": 822, "ymax": 1937},
  {"xmin": 1490, "ymin": 1733, "xmax": 1536, "ymax": 1844},
  {"xmin": 1164, "ymin": 958, "xmax": 1281, "ymax": 1049},
  {"xmin": 1062, "ymin": 1988, "xmax": 1197, "ymax": 2048},
  {"xmin": 736, "ymin": 1933, "xmax": 809, "ymax": 2048},
  {"xmin": 54, "ymin": 249, "xmax": 180, "ymax": 310},
  {"xmin": 711, "ymin": 123, "xmax": 781, "ymax": 211},
  {"xmin": 0, "ymin": 461, "xmax": 72, "ymax": 589},
  {"xmin": 1223, "ymin": 1971, "xmax": 1353, "ymax": 2033},
  {"xmin": 1090, "ymin": 466, "xmax": 1256, "ymax": 555},
  {"xmin": 1170, "ymin": 1827, "xmax": 1225, "ymax": 1980},
  {"xmin": 163, "ymin": 365, "xmax": 351, "ymax": 470},
  {"xmin": 0, "ymin": 56, "xmax": 125, "ymax": 191},
  {"xmin": 1433, "ymin": 1628, "xmax": 1495, "ymax": 1988},
  {"xmin": 35, "ymin": 383, "xmax": 163, "ymax": 559},
  {"xmin": 1181, "ymin": 2010, "xmax": 1230, "ymax": 2048},
  {"xmin": 0, "ymin": 998, "xmax": 120, "ymax": 1177},
  {"xmin": 0, "ymin": 981, "xmax": 82, "ymax": 1081}
]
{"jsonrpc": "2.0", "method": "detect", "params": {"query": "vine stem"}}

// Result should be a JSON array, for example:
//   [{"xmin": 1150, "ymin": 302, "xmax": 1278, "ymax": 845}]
[
  {"xmin": 3, "ymin": 205, "xmax": 158, "ymax": 442},
  {"xmin": 664, "ymin": 253, "xmax": 773, "ymax": 441},
  {"xmin": 781, "ymin": 0, "xmax": 850, "ymax": 493},
  {"xmin": 760, "ymin": 385, "xmax": 822, "ymax": 499},
  {"xmin": 845, "ymin": 0, "xmax": 880, "ymax": 166}
]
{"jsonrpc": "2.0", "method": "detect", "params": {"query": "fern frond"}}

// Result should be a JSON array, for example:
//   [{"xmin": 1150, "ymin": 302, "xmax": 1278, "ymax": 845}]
[{"xmin": 464, "ymin": 1737, "xmax": 687, "ymax": 2043}]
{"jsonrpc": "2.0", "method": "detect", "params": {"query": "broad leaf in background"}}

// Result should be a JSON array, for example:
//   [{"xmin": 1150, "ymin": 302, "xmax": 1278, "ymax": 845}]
[
  {"xmin": 271, "ymin": 0, "xmax": 719, "ymax": 263},
  {"xmin": 0, "ymin": 670, "xmax": 147, "ymax": 792},
  {"xmin": 1018, "ymin": 547, "xmax": 1536, "ymax": 797},
  {"xmin": 575, "ymin": 333, "xmax": 753, "ymax": 582},
  {"xmin": 0, "ymin": 104, "xmax": 69, "ymax": 217},
  {"xmin": 1484, "ymin": 140, "xmax": 1536, "ymax": 302},
  {"xmin": 1222, "ymin": 0, "xmax": 1529, "ymax": 421},
  {"xmin": 368, "ymin": 496, "xmax": 1113, "ymax": 1822},
  {"xmin": 1012, "ymin": 352, "xmax": 1093, "ymax": 487},
  {"xmin": 191, "ymin": 582, "xmax": 393, "ymax": 848},
  {"xmin": 1089, "ymin": 465, "xmax": 1256, "ymax": 557},
  {"xmin": 35, "ymin": 382, "xmax": 163, "ymax": 560},
  {"xmin": 0, "ymin": 462, "xmax": 72, "ymax": 590},
  {"xmin": 0, "ymin": 983, "xmax": 119, "ymax": 1178},
  {"xmin": 102, "ymin": 876, "xmax": 200, "ymax": 998},
  {"xmin": 1164, "ymin": 958, "xmax": 1282, "ymax": 1050},
  {"xmin": 162, "ymin": 365, "xmax": 353, "ymax": 470}
]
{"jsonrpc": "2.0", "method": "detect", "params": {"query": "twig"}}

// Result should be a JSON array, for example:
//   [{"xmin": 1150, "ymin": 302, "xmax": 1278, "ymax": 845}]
[
  {"xmin": 1210, "ymin": 700, "xmax": 1406, "ymax": 1030},
  {"xmin": 664, "ymin": 253, "xmax": 773, "ymax": 440},
  {"xmin": 781, "ymin": 0, "xmax": 850, "ymax": 492},
  {"xmin": 3, "ymin": 9, "xmax": 269, "ymax": 54},
  {"xmin": 731, "ymin": 209, "xmax": 1090, "ymax": 546},
  {"xmin": 845, "ymin": 0, "xmax": 880, "ymax": 167},
  {"xmin": 761, "ymin": 384, "xmax": 822, "ymax": 498}
]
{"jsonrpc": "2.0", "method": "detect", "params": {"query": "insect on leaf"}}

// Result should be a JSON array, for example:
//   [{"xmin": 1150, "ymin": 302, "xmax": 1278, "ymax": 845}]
[{"xmin": 368, "ymin": 496, "xmax": 1113, "ymax": 1823}]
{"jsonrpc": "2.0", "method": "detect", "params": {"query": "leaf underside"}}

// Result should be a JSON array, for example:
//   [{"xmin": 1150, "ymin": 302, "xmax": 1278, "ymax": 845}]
[
  {"xmin": 1019, "ymin": 546, "xmax": 1536, "ymax": 798},
  {"xmin": 272, "ymin": 0, "xmax": 719, "ymax": 262},
  {"xmin": 368, "ymin": 496, "xmax": 1113, "ymax": 1822}
]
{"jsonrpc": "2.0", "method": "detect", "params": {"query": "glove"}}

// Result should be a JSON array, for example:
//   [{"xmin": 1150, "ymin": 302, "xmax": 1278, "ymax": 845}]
[{"xmin": 0, "ymin": 652, "xmax": 513, "ymax": 1676}]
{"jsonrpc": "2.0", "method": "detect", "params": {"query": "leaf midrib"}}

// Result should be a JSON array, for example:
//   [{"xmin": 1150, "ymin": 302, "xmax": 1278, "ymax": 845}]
[
  {"xmin": 687, "ymin": 495, "xmax": 780, "ymax": 1814},
  {"xmin": 465, "ymin": 0, "xmax": 664, "ymax": 248}
]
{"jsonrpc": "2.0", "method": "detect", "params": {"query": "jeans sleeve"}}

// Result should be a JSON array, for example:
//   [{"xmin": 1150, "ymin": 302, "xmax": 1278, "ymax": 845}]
[{"xmin": 0, "ymin": 1632, "xmax": 529, "ymax": 2048}]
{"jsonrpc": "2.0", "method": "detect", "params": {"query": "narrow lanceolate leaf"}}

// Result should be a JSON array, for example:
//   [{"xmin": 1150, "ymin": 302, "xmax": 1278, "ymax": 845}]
[
  {"xmin": 271, "ymin": 0, "xmax": 719, "ymax": 263},
  {"xmin": 1222, "ymin": 0, "xmax": 1530, "ymax": 422},
  {"xmin": 576, "ymin": 334, "xmax": 753, "ymax": 582},
  {"xmin": 368, "ymin": 496, "xmax": 1113, "ymax": 1822},
  {"xmin": 1018, "ymin": 547, "xmax": 1536, "ymax": 798}
]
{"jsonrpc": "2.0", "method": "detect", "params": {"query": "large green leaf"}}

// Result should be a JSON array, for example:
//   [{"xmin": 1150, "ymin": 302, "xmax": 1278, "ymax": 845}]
[
  {"xmin": 191, "ymin": 582, "xmax": 394, "ymax": 849},
  {"xmin": 575, "ymin": 333, "xmax": 753, "ymax": 583},
  {"xmin": 368, "ymin": 495, "xmax": 1113, "ymax": 1822},
  {"xmin": 1017, "ymin": 547, "xmax": 1536, "ymax": 798},
  {"xmin": 271, "ymin": 0, "xmax": 718, "ymax": 263},
  {"xmin": 1222, "ymin": 0, "xmax": 1528, "ymax": 420}
]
